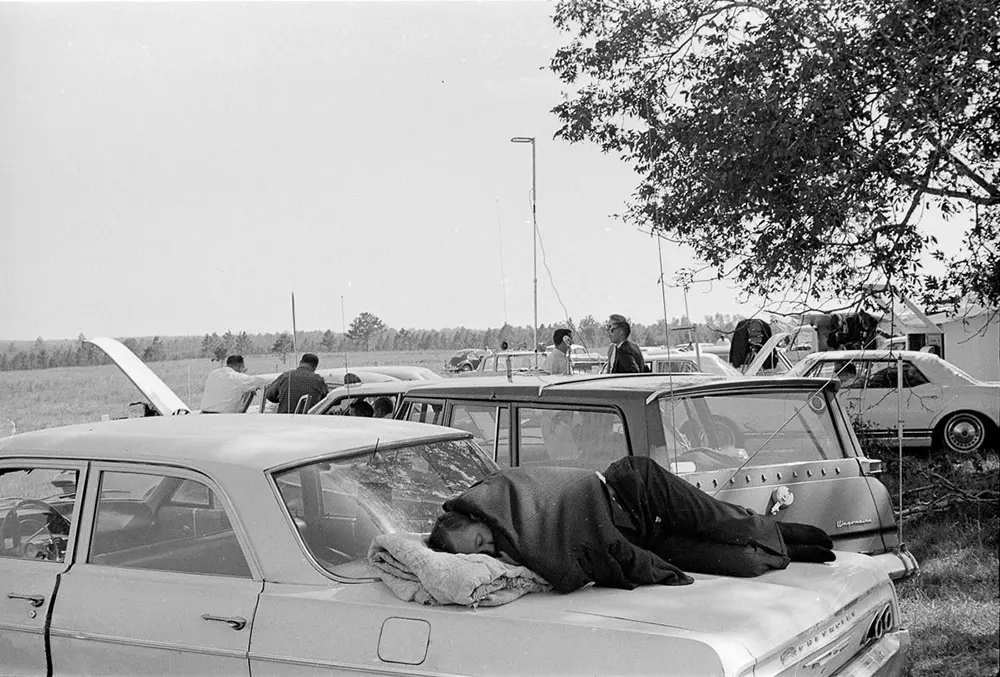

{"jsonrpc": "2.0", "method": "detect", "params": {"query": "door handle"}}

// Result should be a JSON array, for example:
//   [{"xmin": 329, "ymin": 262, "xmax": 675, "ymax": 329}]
[
  {"xmin": 8, "ymin": 593, "xmax": 45, "ymax": 607},
  {"xmin": 201, "ymin": 613, "xmax": 247, "ymax": 631}
]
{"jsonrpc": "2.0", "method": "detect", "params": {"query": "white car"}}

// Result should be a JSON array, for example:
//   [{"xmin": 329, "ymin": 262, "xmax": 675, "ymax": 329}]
[
  {"xmin": 643, "ymin": 350, "xmax": 744, "ymax": 378},
  {"xmin": 1, "ymin": 414, "xmax": 910, "ymax": 676},
  {"xmin": 787, "ymin": 350, "xmax": 999, "ymax": 454}
]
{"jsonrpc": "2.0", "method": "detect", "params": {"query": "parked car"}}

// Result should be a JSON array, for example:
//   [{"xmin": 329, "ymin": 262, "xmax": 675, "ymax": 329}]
[
  {"xmin": 84, "ymin": 337, "xmax": 435, "ymax": 416},
  {"xmin": 396, "ymin": 373, "xmax": 919, "ymax": 580},
  {"xmin": 308, "ymin": 380, "xmax": 432, "ymax": 417},
  {"xmin": 461, "ymin": 350, "xmax": 545, "ymax": 377},
  {"xmin": 786, "ymin": 349, "xmax": 1000, "ymax": 454},
  {"xmin": 445, "ymin": 348, "xmax": 488, "ymax": 373},
  {"xmin": 1, "ymin": 414, "xmax": 909, "ymax": 675},
  {"xmin": 643, "ymin": 350, "xmax": 744, "ymax": 379}
]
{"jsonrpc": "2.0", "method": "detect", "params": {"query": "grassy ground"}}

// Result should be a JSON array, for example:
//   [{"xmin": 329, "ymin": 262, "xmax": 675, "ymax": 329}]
[
  {"xmin": 1, "ymin": 353, "xmax": 997, "ymax": 675},
  {"xmin": 872, "ymin": 448, "xmax": 999, "ymax": 676}
]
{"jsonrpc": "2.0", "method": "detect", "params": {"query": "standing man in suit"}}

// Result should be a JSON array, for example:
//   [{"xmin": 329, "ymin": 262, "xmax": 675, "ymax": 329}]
[{"xmin": 605, "ymin": 314, "xmax": 647, "ymax": 374}]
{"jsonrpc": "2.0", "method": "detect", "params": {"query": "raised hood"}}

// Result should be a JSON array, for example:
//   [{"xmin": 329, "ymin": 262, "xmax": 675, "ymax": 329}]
[{"xmin": 86, "ymin": 337, "xmax": 190, "ymax": 416}]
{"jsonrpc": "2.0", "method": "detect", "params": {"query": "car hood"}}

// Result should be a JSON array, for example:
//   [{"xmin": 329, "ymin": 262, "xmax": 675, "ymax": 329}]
[{"xmin": 86, "ymin": 337, "xmax": 190, "ymax": 416}]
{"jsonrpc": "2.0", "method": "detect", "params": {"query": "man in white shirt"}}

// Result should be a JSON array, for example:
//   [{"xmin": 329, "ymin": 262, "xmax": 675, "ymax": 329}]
[
  {"xmin": 543, "ymin": 328, "xmax": 573, "ymax": 375},
  {"xmin": 200, "ymin": 355, "xmax": 271, "ymax": 413}
]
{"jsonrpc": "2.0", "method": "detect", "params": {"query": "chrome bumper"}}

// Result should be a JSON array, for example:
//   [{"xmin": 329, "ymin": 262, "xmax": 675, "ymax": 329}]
[
  {"xmin": 832, "ymin": 629, "xmax": 910, "ymax": 676},
  {"xmin": 869, "ymin": 548, "xmax": 920, "ymax": 581}
]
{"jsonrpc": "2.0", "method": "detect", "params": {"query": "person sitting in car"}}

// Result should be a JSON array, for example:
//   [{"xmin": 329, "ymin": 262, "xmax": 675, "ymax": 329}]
[{"xmin": 428, "ymin": 456, "xmax": 834, "ymax": 593}]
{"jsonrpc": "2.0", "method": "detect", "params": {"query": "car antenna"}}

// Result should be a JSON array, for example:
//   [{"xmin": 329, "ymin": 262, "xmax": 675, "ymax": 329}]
[
  {"xmin": 657, "ymin": 236, "xmax": 682, "ymax": 473},
  {"xmin": 341, "ymin": 295, "xmax": 354, "ymax": 396},
  {"xmin": 287, "ymin": 291, "xmax": 297, "ymax": 414}
]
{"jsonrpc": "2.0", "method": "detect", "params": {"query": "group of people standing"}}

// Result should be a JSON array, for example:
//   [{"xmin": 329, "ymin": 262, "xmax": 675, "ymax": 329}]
[
  {"xmin": 543, "ymin": 313, "xmax": 649, "ymax": 375},
  {"xmin": 200, "ymin": 353, "xmax": 330, "ymax": 414}
]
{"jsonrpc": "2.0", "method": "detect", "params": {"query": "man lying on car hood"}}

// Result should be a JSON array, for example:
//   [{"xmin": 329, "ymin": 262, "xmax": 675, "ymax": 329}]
[{"xmin": 429, "ymin": 457, "xmax": 834, "ymax": 593}]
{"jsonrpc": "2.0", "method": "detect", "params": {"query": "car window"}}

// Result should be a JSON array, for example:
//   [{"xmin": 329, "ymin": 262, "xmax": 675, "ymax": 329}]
[
  {"xmin": 89, "ymin": 471, "xmax": 250, "ymax": 578},
  {"xmin": 0, "ymin": 467, "xmax": 77, "ymax": 563},
  {"xmin": 864, "ymin": 360, "xmax": 930, "ymax": 389},
  {"xmin": 653, "ymin": 359, "xmax": 699, "ymax": 374},
  {"xmin": 449, "ymin": 403, "xmax": 510, "ymax": 466},
  {"xmin": 655, "ymin": 390, "xmax": 842, "ymax": 472},
  {"xmin": 273, "ymin": 438, "xmax": 493, "ymax": 577},
  {"xmin": 403, "ymin": 401, "xmax": 443, "ymax": 424},
  {"xmin": 807, "ymin": 360, "xmax": 864, "ymax": 389},
  {"xmin": 519, "ymin": 407, "xmax": 627, "ymax": 470}
]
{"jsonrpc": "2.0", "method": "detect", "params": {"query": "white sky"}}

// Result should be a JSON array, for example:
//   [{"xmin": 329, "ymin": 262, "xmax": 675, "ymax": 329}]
[{"xmin": 0, "ymin": 1, "xmax": 964, "ymax": 341}]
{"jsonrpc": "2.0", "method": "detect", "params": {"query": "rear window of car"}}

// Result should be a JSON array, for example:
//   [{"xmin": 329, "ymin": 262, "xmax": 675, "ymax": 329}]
[
  {"xmin": 272, "ymin": 438, "xmax": 493, "ymax": 578},
  {"xmin": 654, "ymin": 390, "xmax": 844, "ymax": 472}
]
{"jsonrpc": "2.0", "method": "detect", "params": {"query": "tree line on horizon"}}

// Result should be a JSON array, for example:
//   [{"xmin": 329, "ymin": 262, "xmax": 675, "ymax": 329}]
[{"xmin": 0, "ymin": 312, "xmax": 751, "ymax": 372}]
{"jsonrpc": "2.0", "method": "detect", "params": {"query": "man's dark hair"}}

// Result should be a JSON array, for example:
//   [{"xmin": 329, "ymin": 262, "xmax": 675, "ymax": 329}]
[
  {"xmin": 225, "ymin": 355, "xmax": 245, "ymax": 368},
  {"xmin": 553, "ymin": 328, "xmax": 572, "ymax": 346},
  {"xmin": 427, "ymin": 511, "xmax": 478, "ymax": 553},
  {"xmin": 839, "ymin": 363, "xmax": 857, "ymax": 376},
  {"xmin": 608, "ymin": 314, "xmax": 632, "ymax": 338},
  {"xmin": 372, "ymin": 397, "xmax": 393, "ymax": 418},
  {"xmin": 349, "ymin": 399, "xmax": 374, "ymax": 417},
  {"xmin": 300, "ymin": 353, "xmax": 320, "ymax": 368}
]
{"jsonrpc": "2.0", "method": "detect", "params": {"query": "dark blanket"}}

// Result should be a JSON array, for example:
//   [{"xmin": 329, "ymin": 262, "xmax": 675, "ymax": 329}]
[{"xmin": 444, "ymin": 466, "xmax": 692, "ymax": 593}]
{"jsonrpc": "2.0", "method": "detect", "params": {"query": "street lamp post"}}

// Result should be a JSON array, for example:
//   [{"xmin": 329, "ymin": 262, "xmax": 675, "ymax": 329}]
[{"xmin": 510, "ymin": 136, "xmax": 538, "ymax": 367}]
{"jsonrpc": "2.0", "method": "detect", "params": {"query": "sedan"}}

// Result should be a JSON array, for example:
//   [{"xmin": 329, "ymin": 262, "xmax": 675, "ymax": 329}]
[
  {"xmin": 787, "ymin": 350, "xmax": 999, "ymax": 454},
  {"xmin": 444, "ymin": 348, "xmax": 487, "ymax": 372},
  {"xmin": 1, "ymin": 415, "xmax": 910, "ymax": 675}
]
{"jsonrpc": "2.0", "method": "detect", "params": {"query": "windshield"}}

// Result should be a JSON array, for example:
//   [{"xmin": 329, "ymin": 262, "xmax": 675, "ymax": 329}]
[
  {"xmin": 272, "ymin": 438, "xmax": 494, "ymax": 577},
  {"xmin": 654, "ymin": 389, "xmax": 845, "ymax": 473}
]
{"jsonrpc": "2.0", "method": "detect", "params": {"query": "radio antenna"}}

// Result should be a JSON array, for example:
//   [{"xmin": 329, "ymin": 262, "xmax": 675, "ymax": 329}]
[{"xmin": 341, "ymin": 295, "xmax": 353, "ymax": 395}]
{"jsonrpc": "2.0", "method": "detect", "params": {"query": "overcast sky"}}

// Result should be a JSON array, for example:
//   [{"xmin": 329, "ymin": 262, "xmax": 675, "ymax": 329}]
[{"xmin": 0, "ymin": 1, "xmax": 962, "ymax": 342}]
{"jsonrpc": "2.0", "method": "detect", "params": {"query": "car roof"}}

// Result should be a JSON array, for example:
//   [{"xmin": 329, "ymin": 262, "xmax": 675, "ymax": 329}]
[
  {"xmin": 401, "ymin": 373, "xmax": 834, "ymax": 400},
  {"xmin": 2, "ymin": 415, "xmax": 470, "ymax": 471},
  {"xmin": 308, "ymin": 380, "xmax": 431, "ymax": 413},
  {"xmin": 802, "ymin": 349, "xmax": 935, "ymax": 360}
]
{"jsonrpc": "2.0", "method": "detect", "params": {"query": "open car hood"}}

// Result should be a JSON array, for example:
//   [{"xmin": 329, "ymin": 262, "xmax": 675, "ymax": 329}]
[{"xmin": 86, "ymin": 337, "xmax": 191, "ymax": 416}]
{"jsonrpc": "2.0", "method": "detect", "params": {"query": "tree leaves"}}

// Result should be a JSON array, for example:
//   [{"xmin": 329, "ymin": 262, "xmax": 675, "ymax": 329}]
[{"xmin": 550, "ymin": 0, "xmax": 999, "ymax": 310}]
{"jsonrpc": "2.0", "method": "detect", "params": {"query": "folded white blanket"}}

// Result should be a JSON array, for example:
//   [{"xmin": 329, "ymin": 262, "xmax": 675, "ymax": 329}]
[{"xmin": 368, "ymin": 532, "xmax": 552, "ymax": 607}]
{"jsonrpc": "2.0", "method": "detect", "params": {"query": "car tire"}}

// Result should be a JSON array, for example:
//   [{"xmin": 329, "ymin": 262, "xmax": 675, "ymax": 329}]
[
  {"xmin": 460, "ymin": 364, "xmax": 473, "ymax": 372},
  {"xmin": 935, "ymin": 412, "xmax": 989, "ymax": 454}
]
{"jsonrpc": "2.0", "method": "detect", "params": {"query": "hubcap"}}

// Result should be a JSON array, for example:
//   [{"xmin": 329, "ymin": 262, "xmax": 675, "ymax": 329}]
[{"xmin": 946, "ymin": 415, "xmax": 984, "ymax": 453}]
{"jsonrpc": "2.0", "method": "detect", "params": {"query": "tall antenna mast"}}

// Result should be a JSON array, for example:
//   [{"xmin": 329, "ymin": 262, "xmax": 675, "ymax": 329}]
[
  {"xmin": 291, "ymin": 292, "xmax": 298, "ymax": 354},
  {"xmin": 496, "ymin": 198, "xmax": 509, "ymax": 326}
]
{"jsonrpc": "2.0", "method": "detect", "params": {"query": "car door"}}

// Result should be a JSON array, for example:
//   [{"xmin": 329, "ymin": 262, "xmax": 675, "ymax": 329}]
[
  {"xmin": 856, "ymin": 359, "xmax": 944, "ymax": 440},
  {"xmin": 0, "ymin": 461, "xmax": 87, "ymax": 676},
  {"xmin": 48, "ymin": 464, "xmax": 262, "ymax": 676}
]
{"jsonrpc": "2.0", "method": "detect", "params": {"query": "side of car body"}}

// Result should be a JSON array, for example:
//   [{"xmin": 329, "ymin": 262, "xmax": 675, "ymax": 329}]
[{"xmin": 787, "ymin": 350, "xmax": 1000, "ymax": 454}]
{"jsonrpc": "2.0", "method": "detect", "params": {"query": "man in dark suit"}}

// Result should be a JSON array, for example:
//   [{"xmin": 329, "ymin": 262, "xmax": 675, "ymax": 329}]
[
  {"xmin": 428, "ymin": 456, "xmax": 834, "ymax": 593},
  {"xmin": 605, "ymin": 314, "xmax": 647, "ymax": 373},
  {"xmin": 265, "ymin": 353, "xmax": 329, "ymax": 413}
]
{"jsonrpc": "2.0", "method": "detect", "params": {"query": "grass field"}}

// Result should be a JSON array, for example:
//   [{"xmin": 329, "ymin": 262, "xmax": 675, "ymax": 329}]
[{"xmin": 0, "ymin": 351, "xmax": 997, "ymax": 676}]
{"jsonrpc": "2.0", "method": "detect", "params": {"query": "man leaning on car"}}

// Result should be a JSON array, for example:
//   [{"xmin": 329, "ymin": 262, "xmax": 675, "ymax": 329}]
[
  {"xmin": 201, "ymin": 355, "xmax": 271, "ymax": 413},
  {"xmin": 265, "ymin": 353, "xmax": 329, "ymax": 413}
]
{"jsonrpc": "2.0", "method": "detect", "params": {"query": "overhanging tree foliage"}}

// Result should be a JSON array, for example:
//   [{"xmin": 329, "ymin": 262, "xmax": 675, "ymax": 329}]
[{"xmin": 551, "ymin": 0, "xmax": 999, "ymax": 311}]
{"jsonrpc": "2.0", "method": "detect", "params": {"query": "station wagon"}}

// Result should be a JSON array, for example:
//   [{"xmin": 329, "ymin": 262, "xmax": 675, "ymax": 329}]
[{"xmin": 396, "ymin": 374, "xmax": 919, "ymax": 580}]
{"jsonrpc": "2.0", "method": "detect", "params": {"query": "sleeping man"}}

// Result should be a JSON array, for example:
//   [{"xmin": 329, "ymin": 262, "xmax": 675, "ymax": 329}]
[{"xmin": 428, "ymin": 456, "xmax": 834, "ymax": 593}]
